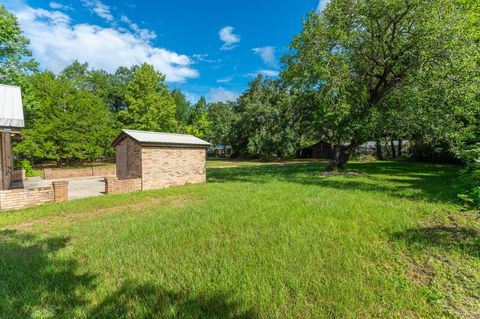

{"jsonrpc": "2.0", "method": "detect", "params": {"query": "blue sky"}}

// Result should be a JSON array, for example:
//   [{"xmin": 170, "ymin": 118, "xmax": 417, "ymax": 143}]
[{"xmin": 3, "ymin": 0, "xmax": 325, "ymax": 103}]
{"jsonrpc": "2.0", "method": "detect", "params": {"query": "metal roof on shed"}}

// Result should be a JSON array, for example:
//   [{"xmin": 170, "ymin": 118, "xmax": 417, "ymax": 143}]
[
  {"xmin": 0, "ymin": 84, "xmax": 24, "ymax": 128},
  {"xmin": 113, "ymin": 129, "xmax": 211, "ymax": 147}
]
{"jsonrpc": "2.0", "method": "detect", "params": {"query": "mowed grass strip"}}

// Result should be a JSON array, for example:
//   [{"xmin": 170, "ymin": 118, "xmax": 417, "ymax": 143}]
[{"xmin": 0, "ymin": 161, "xmax": 479, "ymax": 318}]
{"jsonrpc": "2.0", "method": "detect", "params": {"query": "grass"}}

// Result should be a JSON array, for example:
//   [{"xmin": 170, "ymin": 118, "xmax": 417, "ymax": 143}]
[
  {"xmin": 206, "ymin": 158, "xmax": 326, "ymax": 168},
  {"xmin": 0, "ymin": 161, "xmax": 479, "ymax": 318}
]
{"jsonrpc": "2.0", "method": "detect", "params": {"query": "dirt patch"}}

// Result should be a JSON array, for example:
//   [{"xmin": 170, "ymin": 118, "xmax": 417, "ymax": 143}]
[
  {"xmin": 321, "ymin": 171, "xmax": 363, "ymax": 177},
  {"xmin": 391, "ymin": 211, "xmax": 480, "ymax": 317}
]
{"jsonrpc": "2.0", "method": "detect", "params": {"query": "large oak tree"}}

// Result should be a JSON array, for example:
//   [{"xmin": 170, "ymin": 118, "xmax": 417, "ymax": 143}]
[{"xmin": 283, "ymin": 0, "xmax": 478, "ymax": 170}]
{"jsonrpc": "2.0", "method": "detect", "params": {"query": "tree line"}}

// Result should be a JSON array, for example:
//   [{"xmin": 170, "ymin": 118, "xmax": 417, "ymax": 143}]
[
  {"xmin": 1, "ymin": 1, "xmax": 479, "ymax": 207},
  {"xmin": 14, "ymin": 61, "xmax": 238, "ymax": 164}
]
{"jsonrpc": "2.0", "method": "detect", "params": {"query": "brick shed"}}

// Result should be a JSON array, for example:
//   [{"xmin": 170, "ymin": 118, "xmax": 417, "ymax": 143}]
[{"xmin": 112, "ymin": 129, "xmax": 210, "ymax": 190}]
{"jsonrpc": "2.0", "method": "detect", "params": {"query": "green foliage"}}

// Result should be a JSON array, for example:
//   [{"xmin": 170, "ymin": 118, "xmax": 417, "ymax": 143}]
[
  {"xmin": 283, "ymin": 0, "xmax": 479, "ymax": 168},
  {"xmin": 0, "ymin": 5, "xmax": 38, "ymax": 85},
  {"xmin": 13, "ymin": 158, "xmax": 33, "ymax": 176},
  {"xmin": 183, "ymin": 97, "xmax": 212, "ymax": 139},
  {"xmin": 119, "ymin": 63, "xmax": 177, "ymax": 132},
  {"xmin": 457, "ymin": 139, "xmax": 480, "ymax": 211},
  {"xmin": 231, "ymin": 76, "xmax": 301, "ymax": 158},
  {"xmin": 206, "ymin": 101, "xmax": 236, "ymax": 146},
  {"xmin": 14, "ymin": 71, "xmax": 117, "ymax": 163},
  {"xmin": 19, "ymin": 159, "xmax": 34, "ymax": 177},
  {"xmin": 171, "ymin": 89, "xmax": 191, "ymax": 127}
]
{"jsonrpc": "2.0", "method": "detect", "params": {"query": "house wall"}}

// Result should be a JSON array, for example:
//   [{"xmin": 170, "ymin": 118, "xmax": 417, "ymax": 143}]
[
  {"xmin": 0, "ymin": 132, "xmax": 13, "ymax": 190},
  {"xmin": 116, "ymin": 138, "xmax": 142, "ymax": 180},
  {"xmin": 141, "ymin": 146, "xmax": 206, "ymax": 190}
]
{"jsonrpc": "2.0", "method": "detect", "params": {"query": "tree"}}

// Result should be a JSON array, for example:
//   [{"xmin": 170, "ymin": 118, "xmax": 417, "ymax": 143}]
[
  {"xmin": 14, "ymin": 72, "xmax": 116, "ymax": 164},
  {"xmin": 119, "ymin": 63, "xmax": 177, "ymax": 132},
  {"xmin": 231, "ymin": 76, "xmax": 300, "ymax": 158},
  {"xmin": 171, "ymin": 89, "xmax": 191, "ymax": 128},
  {"xmin": 0, "ymin": 5, "xmax": 37, "ymax": 85},
  {"xmin": 106, "ymin": 66, "xmax": 135, "ymax": 113},
  {"xmin": 183, "ymin": 97, "xmax": 212, "ymax": 139},
  {"xmin": 283, "ymin": 0, "xmax": 478, "ymax": 170},
  {"xmin": 207, "ymin": 101, "xmax": 236, "ymax": 146}
]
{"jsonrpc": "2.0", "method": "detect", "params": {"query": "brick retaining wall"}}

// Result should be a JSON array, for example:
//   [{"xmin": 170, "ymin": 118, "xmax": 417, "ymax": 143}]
[
  {"xmin": 104, "ymin": 177, "xmax": 142, "ymax": 195},
  {"xmin": 0, "ymin": 181, "xmax": 69, "ymax": 211},
  {"xmin": 44, "ymin": 166, "xmax": 116, "ymax": 179}
]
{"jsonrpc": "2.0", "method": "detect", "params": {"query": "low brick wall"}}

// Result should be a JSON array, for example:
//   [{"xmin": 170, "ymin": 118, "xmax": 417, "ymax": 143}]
[
  {"xmin": 105, "ymin": 177, "xmax": 142, "ymax": 195},
  {"xmin": 44, "ymin": 166, "xmax": 116, "ymax": 179},
  {"xmin": 12, "ymin": 170, "xmax": 26, "ymax": 182},
  {"xmin": 92, "ymin": 167, "xmax": 117, "ymax": 177},
  {"xmin": 52, "ymin": 181, "xmax": 69, "ymax": 202},
  {"xmin": 0, "ymin": 181, "xmax": 69, "ymax": 211}
]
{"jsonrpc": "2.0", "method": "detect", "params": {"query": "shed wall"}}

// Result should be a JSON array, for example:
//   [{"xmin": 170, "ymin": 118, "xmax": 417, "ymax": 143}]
[
  {"xmin": 116, "ymin": 137, "xmax": 142, "ymax": 180},
  {"xmin": 141, "ymin": 146, "xmax": 206, "ymax": 190}
]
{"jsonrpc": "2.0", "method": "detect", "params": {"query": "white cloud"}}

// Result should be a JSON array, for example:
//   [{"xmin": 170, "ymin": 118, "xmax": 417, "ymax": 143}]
[
  {"xmin": 192, "ymin": 54, "xmax": 221, "ymax": 64},
  {"xmin": 317, "ymin": 0, "xmax": 330, "ymax": 12},
  {"xmin": 216, "ymin": 76, "xmax": 233, "ymax": 83},
  {"xmin": 247, "ymin": 69, "xmax": 280, "ymax": 78},
  {"xmin": 252, "ymin": 46, "xmax": 278, "ymax": 68},
  {"xmin": 14, "ymin": 6, "xmax": 199, "ymax": 82},
  {"xmin": 49, "ymin": 2, "xmax": 72, "ymax": 10},
  {"xmin": 184, "ymin": 91, "xmax": 200, "ymax": 103},
  {"xmin": 82, "ymin": 0, "xmax": 113, "ymax": 22},
  {"xmin": 120, "ymin": 15, "xmax": 156, "ymax": 41},
  {"xmin": 219, "ymin": 26, "xmax": 240, "ymax": 50},
  {"xmin": 207, "ymin": 88, "xmax": 239, "ymax": 103}
]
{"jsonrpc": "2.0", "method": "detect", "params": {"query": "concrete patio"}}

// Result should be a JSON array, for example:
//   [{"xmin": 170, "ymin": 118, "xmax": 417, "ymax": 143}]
[{"xmin": 20, "ymin": 176, "xmax": 106, "ymax": 200}]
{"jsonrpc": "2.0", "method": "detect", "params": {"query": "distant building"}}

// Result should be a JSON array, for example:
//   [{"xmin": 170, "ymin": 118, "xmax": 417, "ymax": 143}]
[
  {"xmin": 298, "ymin": 141, "xmax": 336, "ymax": 159},
  {"xmin": 299, "ymin": 140, "xmax": 410, "ymax": 159},
  {"xmin": 0, "ymin": 84, "xmax": 24, "ymax": 190},
  {"xmin": 208, "ymin": 145, "xmax": 233, "ymax": 158}
]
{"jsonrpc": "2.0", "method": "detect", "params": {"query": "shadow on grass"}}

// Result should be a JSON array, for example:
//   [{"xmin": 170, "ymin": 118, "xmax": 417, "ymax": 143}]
[
  {"xmin": 0, "ymin": 230, "xmax": 257, "ymax": 318},
  {"xmin": 391, "ymin": 226, "xmax": 480, "ymax": 259},
  {"xmin": 90, "ymin": 281, "xmax": 258, "ymax": 319},
  {"xmin": 207, "ymin": 161, "xmax": 462, "ymax": 205},
  {"xmin": 0, "ymin": 230, "xmax": 95, "ymax": 318}
]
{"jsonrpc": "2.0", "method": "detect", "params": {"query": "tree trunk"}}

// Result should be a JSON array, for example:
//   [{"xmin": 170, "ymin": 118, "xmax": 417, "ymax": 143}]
[
  {"xmin": 375, "ymin": 140, "xmax": 384, "ymax": 160},
  {"xmin": 397, "ymin": 139, "xmax": 402, "ymax": 157},
  {"xmin": 326, "ymin": 144, "xmax": 355, "ymax": 171},
  {"xmin": 390, "ymin": 137, "xmax": 396, "ymax": 158},
  {"xmin": 384, "ymin": 138, "xmax": 391, "ymax": 158}
]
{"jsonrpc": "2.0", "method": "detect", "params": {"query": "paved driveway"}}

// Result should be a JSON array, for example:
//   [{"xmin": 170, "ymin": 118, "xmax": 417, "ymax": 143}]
[{"xmin": 23, "ymin": 176, "xmax": 106, "ymax": 200}]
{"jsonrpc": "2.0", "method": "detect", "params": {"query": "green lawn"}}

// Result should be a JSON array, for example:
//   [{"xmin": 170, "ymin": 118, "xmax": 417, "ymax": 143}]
[
  {"xmin": 0, "ymin": 161, "xmax": 479, "ymax": 318},
  {"xmin": 205, "ymin": 159, "xmax": 322, "ymax": 168}
]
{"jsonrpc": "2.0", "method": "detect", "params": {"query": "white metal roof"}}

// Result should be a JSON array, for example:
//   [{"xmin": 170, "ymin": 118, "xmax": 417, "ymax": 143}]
[
  {"xmin": 116, "ymin": 129, "xmax": 211, "ymax": 147},
  {"xmin": 0, "ymin": 84, "xmax": 24, "ymax": 128}
]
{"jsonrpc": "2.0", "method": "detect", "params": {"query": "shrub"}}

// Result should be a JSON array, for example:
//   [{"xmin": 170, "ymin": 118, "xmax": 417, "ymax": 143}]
[
  {"xmin": 457, "ymin": 142, "xmax": 480, "ymax": 212},
  {"xmin": 18, "ymin": 159, "xmax": 34, "ymax": 177}
]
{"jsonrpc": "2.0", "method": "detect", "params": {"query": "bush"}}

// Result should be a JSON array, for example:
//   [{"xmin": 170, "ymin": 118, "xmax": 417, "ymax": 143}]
[
  {"xmin": 17, "ymin": 159, "xmax": 34, "ymax": 177},
  {"xmin": 457, "ymin": 142, "xmax": 480, "ymax": 212}
]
